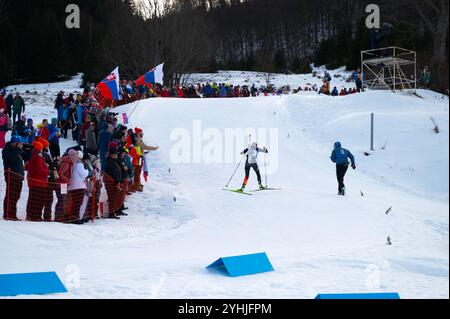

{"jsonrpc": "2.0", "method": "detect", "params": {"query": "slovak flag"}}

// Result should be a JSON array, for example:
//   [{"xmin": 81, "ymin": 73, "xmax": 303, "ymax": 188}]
[
  {"xmin": 97, "ymin": 67, "xmax": 121, "ymax": 100},
  {"xmin": 136, "ymin": 63, "xmax": 164, "ymax": 86},
  {"xmin": 122, "ymin": 113, "xmax": 129, "ymax": 125}
]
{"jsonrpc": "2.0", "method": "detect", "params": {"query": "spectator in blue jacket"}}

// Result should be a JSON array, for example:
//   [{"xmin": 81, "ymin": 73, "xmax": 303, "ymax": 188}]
[
  {"xmin": 99, "ymin": 123, "xmax": 114, "ymax": 168},
  {"xmin": 48, "ymin": 118, "xmax": 61, "ymax": 159},
  {"xmin": 330, "ymin": 141, "xmax": 356, "ymax": 196},
  {"xmin": 25, "ymin": 118, "xmax": 36, "ymax": 144},
  {"xmin": 220, "ymin": 85, "xmax": 227, "ymax": 98},
  {"xmin": 58, "ymin": 103, "xmax": 71, "ymax": 138},
  {"xmin": 202, "ymin": 83, "xmax": 213, "ymax": 98},
  {"xmin": 331, "ymin": 87, "xmax": 339, "ymax": 96},
  {"xmin": 75, "ymin": 102, "xmax": 86, "ymax": 145}
]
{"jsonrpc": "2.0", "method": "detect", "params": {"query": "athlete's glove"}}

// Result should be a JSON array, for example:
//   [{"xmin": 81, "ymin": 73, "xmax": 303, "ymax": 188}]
[{"xmin": 352, "ymin": 164, "xmax": 356, "ymax": 170}]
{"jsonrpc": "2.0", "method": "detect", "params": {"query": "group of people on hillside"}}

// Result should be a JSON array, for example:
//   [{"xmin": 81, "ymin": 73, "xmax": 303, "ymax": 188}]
[
  {"xmin": 316, "ymin": 69, "xmax": 363, "ymax": 96},
  {"xmin": 110, "ymin": 80, "xmax": 292, "ymax": 105},
  {"xmin": 75, "ymin": 68, "xmax": 367, "ymax": 109},
  {"xmin": 1, "ymin": 89, "xmax": 159, "ymax": 224}
]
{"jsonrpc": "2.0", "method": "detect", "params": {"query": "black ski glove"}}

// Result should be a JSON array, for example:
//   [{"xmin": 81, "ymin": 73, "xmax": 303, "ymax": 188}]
[{"xmin": 352, "ymin": 163, "xmax": 356, "ymax": 170}]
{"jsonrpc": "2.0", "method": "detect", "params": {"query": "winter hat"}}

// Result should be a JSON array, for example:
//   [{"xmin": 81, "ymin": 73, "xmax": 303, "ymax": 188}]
[
  {"xmin": 27, "ymin": 118, "xmax": 33, "ymax": 124},
  {"xmin": 68, "ymin": 149, "xmax": 78, "ymax": 162},
  {"xmin": 109, "ymin": 148, "xmax": 118, "ymax": 155},
  {"xmin": 51, "ymin": 118, "xmax": 58, "ymax": 126},
  {"xmin": 35, "ymin": 137, "xmax": 50, "ymax": 150},
  {"xmin": 77, "ymin": 150, "xmax": 84, "ymax": 159},
  {"xmin": 134, "ymin": 127, "xmax": 143, "ymax": 135},
  {"xmin": 32, "ymin": 141, "xmax": 43, "ymax": 153}
]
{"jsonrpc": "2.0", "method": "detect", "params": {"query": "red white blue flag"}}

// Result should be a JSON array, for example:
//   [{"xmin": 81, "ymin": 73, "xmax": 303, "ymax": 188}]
[
  {"xmin": 136, "ymin": 63, "xmax": 164, "ymax": 86},
  {"xmin": 97, "ymin": 67, "xmax": 121, "ymax": 100},
  {"xmin": 122, "ymin": 113, "xmax": 129, "ymax": 125}
]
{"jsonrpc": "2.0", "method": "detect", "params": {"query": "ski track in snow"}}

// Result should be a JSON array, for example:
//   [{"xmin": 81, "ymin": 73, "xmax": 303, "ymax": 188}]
[{"xmin": 0, "ymin": 70, "xmax": 448, "ymax": 299}]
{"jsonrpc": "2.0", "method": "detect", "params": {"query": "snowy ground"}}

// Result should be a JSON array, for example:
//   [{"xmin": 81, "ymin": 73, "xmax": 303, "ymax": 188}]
[{"xmin": 0, "ymin": 69, "xmax": 448, "ymax": 299}]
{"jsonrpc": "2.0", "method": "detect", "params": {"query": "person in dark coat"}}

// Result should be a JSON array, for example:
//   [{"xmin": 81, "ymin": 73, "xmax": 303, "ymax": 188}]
[
  {"xmin": 55, "ymin": 91, "xmax": 64, "ymax": 110},
  {"xmin": 99, "ymin": 123, "xmax": 114, "ymax": 167},
  {"xmin": 103, "ymin": 148, "xmax": 123, "ymax": 219},
  {"xmin": 2, "ymin": 137, "xmax": 33, "ymax": 220},
  {"xmin": 5, "ymin": 93, "xmax": 14, "ymax": 118},
  {"xmin": 12, "ymin": 93, "xmax": 25, "ymax": 124},
  {"xmin": 330, "ymin": 141, "xmax": 356, "ymax": 196}
]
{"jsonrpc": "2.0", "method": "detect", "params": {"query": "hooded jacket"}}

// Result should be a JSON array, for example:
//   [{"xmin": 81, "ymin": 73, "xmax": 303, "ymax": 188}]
[
  {"xmin": 68, "ymin": 161, "xmax": 89, "ymax": 191},
  {"xmin": 330, "ymin": 142, "xmax": 355, "ymax": 166}
]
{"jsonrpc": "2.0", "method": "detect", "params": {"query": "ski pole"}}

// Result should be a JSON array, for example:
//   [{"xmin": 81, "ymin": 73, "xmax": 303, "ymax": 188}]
[
  {"xmin": 264, "ymin": 151, "xmax": 268, "ymax": 188},
  {"xmin": 225, "ymin": 154, "xmax": 245, "ymax": 188}
]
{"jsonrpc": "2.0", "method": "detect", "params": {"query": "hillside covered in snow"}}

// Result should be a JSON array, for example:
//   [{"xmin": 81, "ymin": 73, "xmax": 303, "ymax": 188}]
[{"xmin": 0, "ymin": 69, "xmax": 448, "ymax": 299}]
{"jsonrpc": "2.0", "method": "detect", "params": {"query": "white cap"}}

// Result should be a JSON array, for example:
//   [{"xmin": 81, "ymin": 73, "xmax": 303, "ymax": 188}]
[{"xmin": 77, "ymin": 150, "xmax": 83, "ymax": 159}]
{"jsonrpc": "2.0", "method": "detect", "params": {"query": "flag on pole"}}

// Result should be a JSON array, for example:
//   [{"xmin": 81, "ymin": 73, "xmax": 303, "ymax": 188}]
[
  {"xmin": 122, "ymin": 113, "xmax": 129, "ymax": 125},
  {"xmin": 97, "ymin": 67, "xmax": 121, "ymax": 100},
  {"xmin": 136, "ymin": 63, "xmax": 164, "ymax": 86}
]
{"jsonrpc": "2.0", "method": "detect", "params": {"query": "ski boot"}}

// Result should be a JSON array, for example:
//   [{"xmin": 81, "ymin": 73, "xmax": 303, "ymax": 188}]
[{"xmin": 259, "ymin": 183, "xmax": 266, "ymax": 190}]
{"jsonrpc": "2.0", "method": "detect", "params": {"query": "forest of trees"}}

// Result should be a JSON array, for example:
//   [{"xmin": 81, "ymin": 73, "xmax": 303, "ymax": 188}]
[{"xmin": 0, "ymin": 0, "xmax": 448, "ymax": 92}]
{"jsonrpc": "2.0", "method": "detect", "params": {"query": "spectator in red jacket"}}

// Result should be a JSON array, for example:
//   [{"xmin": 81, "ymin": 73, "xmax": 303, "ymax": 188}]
[
  {"xmin": 38, "ymin": 119, "xmax": 51, "ymax": 140},
  {"xmin": 25, "ymin": 141, "xmax": 49, "ymax": 222},
  {"xmin": 161, "ymin": 87, "xmax": 170, "ymax": 97},
  {"xmin": 176, "ymin": 85, "xmax": 184, "ymax": 98},
  {"xmin": 0, "ymin": 93, "xmax": 6, "ymax": 110}
]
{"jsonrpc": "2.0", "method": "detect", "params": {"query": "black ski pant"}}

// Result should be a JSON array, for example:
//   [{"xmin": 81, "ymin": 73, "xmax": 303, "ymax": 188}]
[
  {"xmin": 336, "ymin": 164, "xmax": 349, "ymax": 193},
  {"xmin": 244, "ymin": 163, "xmax": 262, "ymax": 186},
  {"xmin": 49, "ymin": 141, "xmax": 60, "ymax": 159},
  {"xmin": 3, "ymin": 172, "xmax": 23, "ymax": 220},
  {"xmin": 60, "ymin": 120, "xmax": 70, "ymax": 138}
]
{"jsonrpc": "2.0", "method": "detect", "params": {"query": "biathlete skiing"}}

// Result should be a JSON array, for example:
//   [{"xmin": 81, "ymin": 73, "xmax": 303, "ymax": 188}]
[{"xmin": 239, "ymin": 142, "xmax": 269, "ymax": 192}]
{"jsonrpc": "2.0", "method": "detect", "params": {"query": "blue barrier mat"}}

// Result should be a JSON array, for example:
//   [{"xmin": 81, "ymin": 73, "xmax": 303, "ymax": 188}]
[
  {"xmin": 207, "ymin": 252, "xmax": 274, "ymax": 277},
  {"xmin": 0, "ymin": 272, "xmax": 67, "ymax": 297}
]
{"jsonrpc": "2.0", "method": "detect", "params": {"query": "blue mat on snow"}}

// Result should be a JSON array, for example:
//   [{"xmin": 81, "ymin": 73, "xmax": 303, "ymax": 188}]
[
  {"xmin": 207, "ymin": 252, "xmax": 274, "ymax": 277},
  {"xmin": 0, "ymin": 272, "xmax": 67, "ymax": 297}
]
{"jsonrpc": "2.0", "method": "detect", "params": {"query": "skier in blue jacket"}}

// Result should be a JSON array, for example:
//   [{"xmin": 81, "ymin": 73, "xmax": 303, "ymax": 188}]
[{"xmin": 330, "ymin": 141, "xmax": 356, "ymax": 196}]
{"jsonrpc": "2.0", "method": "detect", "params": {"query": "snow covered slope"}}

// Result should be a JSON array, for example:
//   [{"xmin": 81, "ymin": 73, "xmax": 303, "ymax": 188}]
[{"xmin": 0, "ymin": 73, "xmax": 448, "ymax": 299}]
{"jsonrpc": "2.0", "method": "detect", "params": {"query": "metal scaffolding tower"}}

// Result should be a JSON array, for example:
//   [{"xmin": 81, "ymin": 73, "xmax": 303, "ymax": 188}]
[{"xmin": 361, "ymin": 47, "xmax": 416, "ymax": 92}]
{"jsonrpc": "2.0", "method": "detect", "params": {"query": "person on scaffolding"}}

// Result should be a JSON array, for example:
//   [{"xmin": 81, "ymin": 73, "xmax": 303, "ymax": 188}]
[{"xmin": 239, "ymin": 142, "xmax": 269, "ymax": 192}]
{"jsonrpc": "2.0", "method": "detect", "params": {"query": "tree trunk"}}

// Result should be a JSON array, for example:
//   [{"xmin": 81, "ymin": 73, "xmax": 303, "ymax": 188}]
[{"xmin": 432, "ymin": 10, "xmax": 449, "ymax": 92}]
